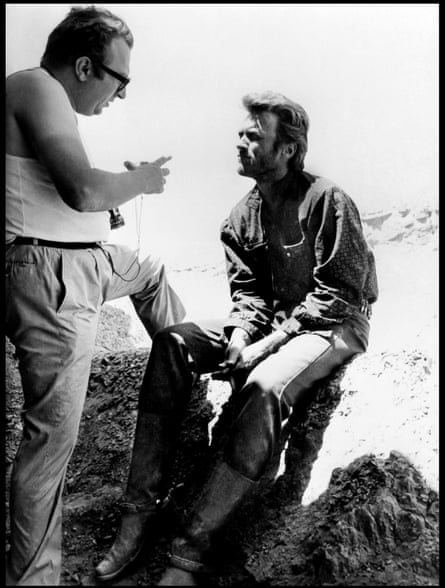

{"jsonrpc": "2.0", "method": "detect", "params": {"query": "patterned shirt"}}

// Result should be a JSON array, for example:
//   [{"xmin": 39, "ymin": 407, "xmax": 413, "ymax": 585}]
[{"xmin": 220, "ymin": 170, "xmax": 378, "ymax": 341}]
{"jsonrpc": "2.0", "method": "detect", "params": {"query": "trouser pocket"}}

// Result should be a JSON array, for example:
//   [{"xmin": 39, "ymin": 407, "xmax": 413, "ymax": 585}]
[{"xmin": 56, "ymin": 250, "xmax": 101, "ymax": 315}]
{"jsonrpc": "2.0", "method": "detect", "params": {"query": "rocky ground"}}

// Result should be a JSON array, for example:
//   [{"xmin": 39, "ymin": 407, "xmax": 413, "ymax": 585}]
[{"xmin": 5, "ymin": 204, "xmax": 438, "ymax": 585}]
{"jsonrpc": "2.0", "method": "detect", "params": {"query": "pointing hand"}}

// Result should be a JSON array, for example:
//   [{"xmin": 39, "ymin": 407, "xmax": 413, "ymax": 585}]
[{"xmin": 123, "ymin": 157, "xmax": 172, "ymax": 194}]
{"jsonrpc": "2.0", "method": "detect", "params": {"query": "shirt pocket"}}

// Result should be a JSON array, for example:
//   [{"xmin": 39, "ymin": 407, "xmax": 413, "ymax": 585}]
[
  {"xmin": 271, "ymin": 237, "xmax": 315, "ymax": 303},
  {"xmin": 242, "ymin": 240, "xmax": 273, "ymax": 295}
]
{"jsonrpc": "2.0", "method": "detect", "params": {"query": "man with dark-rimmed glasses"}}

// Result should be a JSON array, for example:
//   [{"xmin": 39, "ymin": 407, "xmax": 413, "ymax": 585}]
[
  {"xmin": 5, "ymin": 6, "xmax": 185, "ymax": 584},
  {"xmin": 97, "ymin": 61, "xmax": 131, "ymax": 93}
]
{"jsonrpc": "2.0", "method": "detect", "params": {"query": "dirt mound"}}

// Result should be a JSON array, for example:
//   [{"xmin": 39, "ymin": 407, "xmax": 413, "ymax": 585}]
[{"xmin": 5, "ymin": 341, "xmax": 438, "ymax": 586}]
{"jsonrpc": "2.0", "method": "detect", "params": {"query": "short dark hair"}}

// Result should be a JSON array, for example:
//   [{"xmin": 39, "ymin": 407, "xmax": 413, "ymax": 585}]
[
  {"xmin": 242, "ymin": 91, "xmax": 310, "ymax": 171},
  {"xmin": 40, "ymin": 5, "xmax": 134, "ymax": 74}
]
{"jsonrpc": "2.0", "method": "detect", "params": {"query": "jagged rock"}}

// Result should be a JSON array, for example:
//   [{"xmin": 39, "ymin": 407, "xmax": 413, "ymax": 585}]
[{"xmin": 241, "ymin": 452, "xmax": 438, "ymax": 586}]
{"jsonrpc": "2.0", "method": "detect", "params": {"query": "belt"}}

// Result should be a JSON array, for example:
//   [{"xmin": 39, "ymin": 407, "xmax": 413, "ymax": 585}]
[{"xmin": 13, "ymin": 237, "xmax": 100, "ymax": 249}]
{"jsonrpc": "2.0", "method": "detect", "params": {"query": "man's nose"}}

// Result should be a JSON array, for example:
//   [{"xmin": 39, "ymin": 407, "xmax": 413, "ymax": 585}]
[{"xmin": 116, "ymin": 87, "xmax": 127, "ymax": 100}]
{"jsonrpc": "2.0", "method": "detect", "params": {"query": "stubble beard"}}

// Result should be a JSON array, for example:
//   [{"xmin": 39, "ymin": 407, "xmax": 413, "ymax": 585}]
[
  {"xmin": 238, "ymin": 157, "xmax": 276, "ymax": 180},
  {"xmin": 239, "ymin": 164, "xmax": 282, "ymax": 184}
]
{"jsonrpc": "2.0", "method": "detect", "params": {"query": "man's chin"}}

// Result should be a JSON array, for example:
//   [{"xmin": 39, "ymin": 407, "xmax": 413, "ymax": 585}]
[
  {"xmin": 237, "ymin": 166, "xmax": 251, "ymax": 177},
  {"xmin": 91, "ymin": 103, "xmax": 106, "ymax": 116}
]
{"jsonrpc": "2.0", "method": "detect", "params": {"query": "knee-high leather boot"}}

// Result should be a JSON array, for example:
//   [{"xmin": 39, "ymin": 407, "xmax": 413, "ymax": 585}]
[
  {"xmin": 96, "ymin": 412, "xmax": 177, "ymax": 581},
  {"xmin": 158, "ymin": 461, "xmax": 256, "ymax": 586}
]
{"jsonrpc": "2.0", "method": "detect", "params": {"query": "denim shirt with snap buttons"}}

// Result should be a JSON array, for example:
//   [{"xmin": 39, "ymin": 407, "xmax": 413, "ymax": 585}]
[{"xmin": 220, "ymin": 170, "xmax": 378, "ymax": 342}]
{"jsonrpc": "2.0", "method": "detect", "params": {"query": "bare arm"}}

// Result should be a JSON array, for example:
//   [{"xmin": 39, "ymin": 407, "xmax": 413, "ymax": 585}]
[{"xmin": 7, "ymin": 70, "xmax": 168, "ymax": 212}]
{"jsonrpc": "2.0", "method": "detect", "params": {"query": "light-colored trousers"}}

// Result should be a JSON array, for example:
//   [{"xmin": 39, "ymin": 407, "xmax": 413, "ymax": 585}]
[
  {"xmin": 5, "ymin": 242, "xmax": 185, "ymax": 586},
  {"xmin": 138, "ymin": 313, "xmax": 369, "ymax": 483}
]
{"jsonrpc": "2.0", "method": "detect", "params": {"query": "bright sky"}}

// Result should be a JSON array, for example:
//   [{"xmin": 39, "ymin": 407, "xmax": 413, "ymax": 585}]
[{"xmin": 6, "ymin": 3, "xmax": 439, "ymax": 264}]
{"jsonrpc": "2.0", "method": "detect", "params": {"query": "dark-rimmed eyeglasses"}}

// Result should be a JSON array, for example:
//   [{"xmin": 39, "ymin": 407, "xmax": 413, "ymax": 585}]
[{"xmin": 97, "ymin": 63, "xmax": 130, "ymax": 93}]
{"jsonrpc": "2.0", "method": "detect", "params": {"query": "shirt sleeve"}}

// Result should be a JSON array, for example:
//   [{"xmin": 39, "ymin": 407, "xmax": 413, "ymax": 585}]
[
  {"xmin": 220, "ymin": 218, "xmax": 274, "ymax": 341},
  {"xmin": 280, "ymin": 188, "xmax": 376, "ymax": 336}
]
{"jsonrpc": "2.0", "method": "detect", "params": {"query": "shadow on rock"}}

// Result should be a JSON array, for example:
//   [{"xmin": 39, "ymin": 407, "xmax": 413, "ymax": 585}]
[{"xmin": 6, "ymin": 340, "xmax": 439, "ymax": 586}]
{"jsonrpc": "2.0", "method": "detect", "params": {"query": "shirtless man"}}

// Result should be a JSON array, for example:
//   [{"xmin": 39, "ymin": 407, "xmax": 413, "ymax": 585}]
[{"xmin": 5, "ymin": 6, "xmax": 184, "ymax": 584}]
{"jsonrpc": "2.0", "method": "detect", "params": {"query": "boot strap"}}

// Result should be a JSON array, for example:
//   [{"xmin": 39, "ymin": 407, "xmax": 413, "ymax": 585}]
[
  {"xmin": 162, "ymin": 482, "xmax": 185, "ymax": 507},
  {"xmin": 120, "ymin": 483, "xmax": 184, "ymax": 514},
  {"xmin": 120, "ymin": 500, "xmax": 160, "ymax": 514},
  {"xmin": 120, "ymin": 483, "xmax": 184, "ymax": 513},
  {"xmin": 169, "ymin": 553, "xmax": 212, "ymax": 574}
]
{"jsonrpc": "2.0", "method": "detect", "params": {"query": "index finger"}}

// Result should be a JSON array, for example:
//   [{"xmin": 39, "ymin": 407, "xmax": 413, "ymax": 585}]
[{"xmin": 152, "ymin": 156, "xmax": 172, "ymax": 167}]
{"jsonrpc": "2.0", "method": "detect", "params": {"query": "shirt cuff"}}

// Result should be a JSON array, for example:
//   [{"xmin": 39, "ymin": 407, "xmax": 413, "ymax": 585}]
[{"xmin": 223, "ymin": 318, "xmax": 264, "ymax": 342}]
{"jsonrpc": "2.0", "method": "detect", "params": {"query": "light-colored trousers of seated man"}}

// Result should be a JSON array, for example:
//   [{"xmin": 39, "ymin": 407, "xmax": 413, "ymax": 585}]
[
  {"xmin": 138, "ymin": 312, "xmax": 370, "ymax": 483},
  {"xmin": 5, "ymin": 242, "xmax": 185, "ymax": 586}
]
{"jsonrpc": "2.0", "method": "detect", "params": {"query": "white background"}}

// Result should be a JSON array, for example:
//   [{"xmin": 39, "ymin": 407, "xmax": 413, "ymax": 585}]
[{"xmin": 6, "ymin": 3, "xmax": 438, "ymax": 265}]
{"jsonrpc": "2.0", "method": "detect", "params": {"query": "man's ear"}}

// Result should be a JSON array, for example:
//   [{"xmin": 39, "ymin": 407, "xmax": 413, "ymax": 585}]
[
  {"xmin": 284, "ymin": 142, "xmax": 297, "ymax": 159},
  {"xmin": 74, "ymin": 56, "xmax": 93, "ymax": 82}
]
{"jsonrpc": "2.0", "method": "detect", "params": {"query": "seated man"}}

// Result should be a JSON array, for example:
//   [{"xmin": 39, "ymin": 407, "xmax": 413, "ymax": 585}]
[{"xmin": 96, "ymin": 91, "xmax": 378, "ymax": 586}]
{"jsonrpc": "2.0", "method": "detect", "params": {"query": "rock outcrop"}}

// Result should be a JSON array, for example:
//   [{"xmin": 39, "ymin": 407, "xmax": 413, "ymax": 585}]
[
  {"xmin": 241, "ymin": 452, "xmax": 439, "ymax": 586},
  {"xmin": 5, "ymin": 335, "xmax": 439, "ymax": 585}
]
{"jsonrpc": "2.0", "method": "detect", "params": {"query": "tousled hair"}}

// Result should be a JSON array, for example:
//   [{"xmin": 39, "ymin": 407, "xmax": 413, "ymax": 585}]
[
  {"xmin": 40, "ymin": 5, "xmax": 133, "ymax": 76},
  {"xmin": 242, "ymin": 91, "xmax": 310, "ymax": 171}
]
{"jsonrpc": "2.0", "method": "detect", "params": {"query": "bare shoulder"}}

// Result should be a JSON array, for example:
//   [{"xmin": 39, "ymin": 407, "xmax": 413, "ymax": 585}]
[
  {"xmin": 7, "ymin": 67, "xmax": 49, "ymax": 93},
  {"xmin": 6, "ymin": 67, "xmax": 79, "ymax": 158},
  {"xmin": 7, "ymin": 67, "xmax": 71, "ymax": 114}
]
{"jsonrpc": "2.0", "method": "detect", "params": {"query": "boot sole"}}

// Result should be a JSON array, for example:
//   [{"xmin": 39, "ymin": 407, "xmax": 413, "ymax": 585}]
[{"xmin": 96, "ymin": 542, "xmax": 144, "ymax": 582}]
